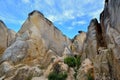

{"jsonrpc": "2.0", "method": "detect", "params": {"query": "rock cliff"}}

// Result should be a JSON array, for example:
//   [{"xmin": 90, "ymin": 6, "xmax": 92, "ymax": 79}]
[
  {"xmin": 1, "ymin": 0, "xmax": 120, "ymax": 80},
  {"xmin": 77, "ymin": 0, "xmax": 120, "ymax": 80},
  {"xmin": 0, "ymin": 21, "xmax": 16, "ymax": 58},
  {"xmin": 1, "ymin": 10, "xmax": 71, "ymax": 65},
  {"xmin": 71, "ymin": 31, "xmax": 86, "ymax": 55},
  {"xmin": 0, "ymin": 10, "xmax": 77, "ymax": 80}
]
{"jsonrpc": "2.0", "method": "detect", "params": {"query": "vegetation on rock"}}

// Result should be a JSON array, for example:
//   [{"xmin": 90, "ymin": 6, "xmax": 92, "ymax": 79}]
[
  {"xmin": 48, "ymin": 71, "xmax": 67, "ymax": 80},
  {"xmin": 48, "ymin": 64, "xmax": 68, "ymax": 80},
  {"xmin": 64, "ymin": 56, "xmax": 81, "ymax": 79},
  {"xmin": 64, "ymin": 56, "xmax": 77, "ymax": 68}
]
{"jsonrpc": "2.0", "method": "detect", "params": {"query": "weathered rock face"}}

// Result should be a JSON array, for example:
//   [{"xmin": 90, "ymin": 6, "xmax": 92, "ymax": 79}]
[
  {"xmin": 18, "ymin": 10, "xmax": 71, "ymax": 55},
  {"xmin": 7, "ymin": 29, "xmax": 16, "ymax": 47},
  {"xmin": 81, "ymin": 19, "xmax": 98, "ymax": 61},
  {"xmin": 71, "ymin": 31, "xmax": 86, "ymax": 55},
  {"xmin": 2, "ymin": 0, "xmax": 120, "ymax": 79},
  {"xmin": 100, "ymin": 0, "xmax": 120, "ymax": 79},
  {"xmin": 0, "ymin": 10, "xmax": 73, "ymax": 80},
  {"xmin": 0, "ymin": 21, "xmax": 16, "ymax": 57},
  {"xmin": 77, "ymin": 19, "xmax": 111, "ymax": 80},
  {"xmin": 77, "ymin": 0, "xmax": 120, "ymax": 80},
  {"xmin": 0, "ymin": 21, "xmax": 7, "ymax": 56},
  {"xmin": 77, "ymin": 58, "xmax": 94, "ymax": 80},
  {"xmin": 1, "ymin": 10, "xmax": 71, "ymax": 65}
]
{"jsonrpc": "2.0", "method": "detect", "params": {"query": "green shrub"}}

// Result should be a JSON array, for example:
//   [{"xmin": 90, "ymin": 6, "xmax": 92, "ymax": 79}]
[
  {"xmin": 75, "ymin": 56, "xmax": 81, "ymax": 69},
  {"xmin": 57, "ymin": 72, "xmax": 68, "ymax": 80},
  {"xmin": 64, "ymin": 56, "xmax": 81, "ymax": 79},
  {"xmin": 48, "ymin": 71, "xmax": 67, "ymax": 80},
  {"xmin": 64, "ymin": 56, "xmax": 77, "ymax": 68},
  {"xmin": 48, "ymin": 71, "xmax": 58, "ymax": 80}
]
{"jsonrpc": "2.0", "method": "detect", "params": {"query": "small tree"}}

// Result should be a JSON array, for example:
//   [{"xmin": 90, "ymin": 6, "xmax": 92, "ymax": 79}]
[
  {"xmin": 57, "ymin": 72, "xmax": 68, "ymax": 80},
  {"xmin": 48, "ymin": 71, "xmax": 67, "ymax": 80},
  {"xmin": 64, "ymin": 56, "xmax": 81, "ymax": 79},
  {"xmin": 64, "ymin": 56, "xmax": 76, "ymax": 68},
  {"xmin": 48, "ymin": 71, "xmax": 58, "ymax": 80}
]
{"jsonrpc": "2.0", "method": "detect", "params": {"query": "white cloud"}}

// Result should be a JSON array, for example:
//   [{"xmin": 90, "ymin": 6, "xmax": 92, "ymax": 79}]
[
  {"xmin": 72, "ymin": 21, "xmax": 86, "ymax": 26},
  {"xmin": 67, "ymin": 26, "xmax": 74, "ymax": 30},
  {"xmin": 44, "ymin": 0, "xmax": 55, "ymax": 6},
  {"xmin": 67, "ymin": 21, "xmax": 86, "ymax": 30},
  {"xmin": 22, "ymin": 0, "xmax": 30, "ymax": 3},
  {"xmin": 0, "ymin": 0, "xmax": 104, "ymax": 38},
  {"xmin": 47, "ymin": 15, "xmax": 57, "ymax": 22},
  {"xmin": 0, "ymin": 15, "xmax": 24, "ymax": 25},
  {"xmin": 63, "ymin": 10, "xmax": 75, "ymax": 19},
  {"xmin": 89, "ymin": 8, "xmax": 103, "ymax": 20},
  {"xmin": 0, "ymin": 16, "xmax": 5, "ymax": 21},
  {"xmin": 81, "ymin": 0, "xmax": 94, "ymax": 4},
  {"xmin": 46, "ymin": 13, "xmax": 75, "ymax": 23},
  {"xmin": 18, "ymin": 20, "xmax": 25, "ymax": 25},
  {"xmin": 57, "ymin": 22, "xmax": 63, "ymax": 25}
]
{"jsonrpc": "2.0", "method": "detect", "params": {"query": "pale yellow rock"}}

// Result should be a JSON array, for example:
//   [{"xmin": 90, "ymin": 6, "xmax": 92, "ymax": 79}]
[
  {"xmin": 0, "ymin": 21, "xmax": 16, "ymax": 57},
  {"xmin": 71, "ymin": 32, "xmax": 86, "ymax": 55},
  {"xmin": 0, "ymin": 10, "xmax": 72, "ymax": 80},
  {"xmin": 67, "ymin": 68, "xmax": 75, "ymax": 80},
  {"xmin": 0, "ymin": 21, "xmax": 8, "ymax": 57},
  {"xmin": 77, "ymin": 58, "xmax": 93, "ymax": 80},
  {"xmin": 32, "ymin": 76, "xmax": 48, "ymax": 80},
  {"xmin": 1, "ymin": 10, "xmax": 71, "ymax": 66}
]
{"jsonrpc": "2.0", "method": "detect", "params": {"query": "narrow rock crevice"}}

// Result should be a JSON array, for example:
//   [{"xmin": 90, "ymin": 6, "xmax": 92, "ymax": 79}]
[{"xmin": 95, "ymin": 20, "xmax": 107, "ymax": 48}]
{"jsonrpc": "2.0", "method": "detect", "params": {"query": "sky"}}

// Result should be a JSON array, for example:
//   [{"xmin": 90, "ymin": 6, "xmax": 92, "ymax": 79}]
[{"xmin": 0, "ymin": 0, "xmax": 104, "ymax": 39}]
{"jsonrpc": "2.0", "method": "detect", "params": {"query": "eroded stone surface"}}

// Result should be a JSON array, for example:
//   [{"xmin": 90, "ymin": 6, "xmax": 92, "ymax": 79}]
[
  {"xmin": 0, "ymin": 11, "xmax": 73, "ymax": 80},
  {"xmin": 1, "ymin": 0, "xmax": 120, "ymax": 79},
  {"xmin": 77, "ymin": 0, "xmax": 120, "ymax": 80}
]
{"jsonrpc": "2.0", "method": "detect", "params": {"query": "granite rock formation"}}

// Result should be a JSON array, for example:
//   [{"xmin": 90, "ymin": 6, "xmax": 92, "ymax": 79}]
[
  {"xmin": 0, "ymin": 11, "xmax": 75, "ymax": 80},
  {"xmin": 0, "ymin": 21, "xmax": 16, "ymax": 58},
  {"xmin": 1, "ymin": 10, "xmax": 71, "ymax": 65},
  {"xmin": 77, "ymin": 0, "xmax": 120, "ymax": 80},
  {"xmin": 71, "ymin": 31, "xmax": 86, "ymax": 55},
  {"xmin": 1, "ymin": 0, "xmax": 120, "ymax": 80}
]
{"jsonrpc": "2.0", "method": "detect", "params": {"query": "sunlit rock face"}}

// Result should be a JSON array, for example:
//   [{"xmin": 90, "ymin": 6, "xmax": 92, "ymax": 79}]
[
  {"xmin": 0, "ymin": 21, "xmax": 7, "ymax": 56},
  {"xmin": 81, "ymin": 19, "xmax": 99, "ymax": 61},
  {"xmin": 77, "ymin": 19, "xmax": 111, "ymax": 80},
  {"xmin": 1, "ymin": 10, "xmax": 71, "ymax": 65},
  {"xmin": 77, "ymin": 0, "xmax": 120, "ymax": 80},
  {"xmin": 0, "ymin": 10, "xmax": 75, "ymax": 80},
  {"xmin": 0, "ymin": 21, "xmax": 16, "ymax": 57},
  {"xmin": 77, "ymin": 58, "xmax": 94, "ymax": 80},
  {"xmin": 18, "ymin": 10, "xmax": 71, "ymax": 56},
  {"xmin": 1, "ymin": 0, "xmax": 120, "ymax": 80},
  {"xmin": 100, "ymin": 0, "xmax": 120, "ymax": 79},
  {"xmin": 71, "ymin": 31, "xmax": 86, "ymax": 55}
]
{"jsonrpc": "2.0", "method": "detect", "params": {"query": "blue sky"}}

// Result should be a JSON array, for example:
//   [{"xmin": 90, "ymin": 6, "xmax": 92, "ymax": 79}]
[{"xmin": 0, "ymin": 0, "xmax": 104, "ymax": 38}]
